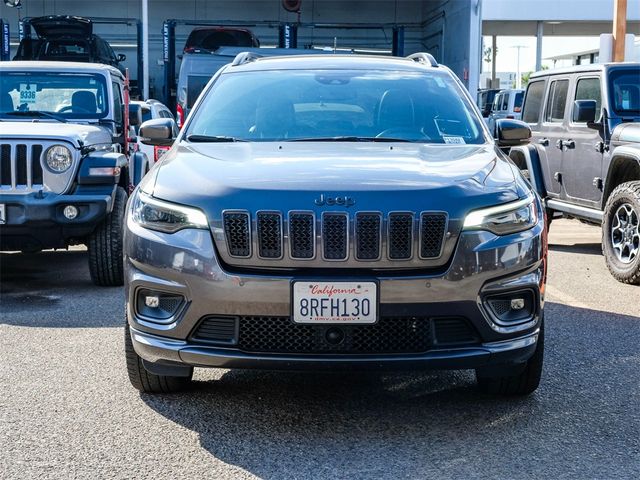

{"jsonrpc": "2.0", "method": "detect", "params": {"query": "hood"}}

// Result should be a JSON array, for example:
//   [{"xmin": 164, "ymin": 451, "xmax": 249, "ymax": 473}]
[
  {"xmin": 0, "ymin": 121, "xmax": 112, "ymax": 148},
  {"xmin": 31, "ymin": 16, "xmax": 92, "ymax": 39},
  {"xmin": 150, "ymin": 142, "xmax": 524, "ymax": 220},
  {"xmin": 611, "ymin": 122, "xmax": 640, "ymax": 145}
]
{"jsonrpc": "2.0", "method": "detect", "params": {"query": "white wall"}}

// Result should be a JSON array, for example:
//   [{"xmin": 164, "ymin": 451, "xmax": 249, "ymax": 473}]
[{"xmin": 483, "ymin": 0, "xmax": 640, "ymax": 21}]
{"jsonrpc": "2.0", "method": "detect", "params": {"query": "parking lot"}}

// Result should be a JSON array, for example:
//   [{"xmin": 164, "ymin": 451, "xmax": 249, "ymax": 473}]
[{"xmin": 1, "ymin": 218, "xmax": 639, "ymax": 479}]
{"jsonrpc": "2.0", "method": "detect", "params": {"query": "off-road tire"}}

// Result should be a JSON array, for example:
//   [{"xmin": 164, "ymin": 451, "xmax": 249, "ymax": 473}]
[
  {"xmin": 124, "ymin": 321, "xmax": 193, "ymax": 393},
  {"xmin": 601, "ymin": 181, "xmax": 640, "ymax": 285},
  {"xmin": 88, "ymin": 186, "xmax": 126, "ymax": 286},
  {"xmin": 476, "ymin": 321, "xmax": 544, "ymax": 396}
]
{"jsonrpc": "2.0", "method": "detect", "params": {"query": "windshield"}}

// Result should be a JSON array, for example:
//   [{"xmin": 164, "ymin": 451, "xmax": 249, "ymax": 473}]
[
  {"xmin": 186, "ymin": 69, "xmax": 486, "ymax": 144},
  {"xmin": 610, "ymin": 68, "xmax": 640, "ymax": 115},
  {"xmin": 0, "ymin": 71, "xmax": 108, "ymax": 119}
]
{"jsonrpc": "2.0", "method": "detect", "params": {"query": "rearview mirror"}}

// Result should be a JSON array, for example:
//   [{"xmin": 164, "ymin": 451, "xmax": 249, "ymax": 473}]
[
  {"xmin": 573, "ymin": 100, "xmax": 597, "ymax": 123},
  {"xmin": 495, "ymin": 119, "xmax": 531, "ymax": 148},
  {"xmin": 139, "ymin": 119, "xmax": 178, "ymax": 147},
  {"xmin": 128, "ymin": 104, "xmax": 142, "ymax": 127}
]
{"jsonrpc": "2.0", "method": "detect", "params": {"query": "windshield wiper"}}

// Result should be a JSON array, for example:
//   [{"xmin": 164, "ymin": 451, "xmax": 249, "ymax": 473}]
[
  {"xmin": 3, "ymin": 111, "xmax": 68, "ymax": 123},
  {"xmin": 186, "ymin": 134, "xmax": 246, "ymax": 143},
  {"xmin": 289, "ymin": 136, "xmax": 411, "ymax": 142}
]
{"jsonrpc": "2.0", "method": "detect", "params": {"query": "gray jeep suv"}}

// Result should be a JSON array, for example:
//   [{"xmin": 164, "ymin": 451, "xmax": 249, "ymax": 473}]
[{"xmin": 125, "ymin": 53, "xmax": 547, "ymax": 395}]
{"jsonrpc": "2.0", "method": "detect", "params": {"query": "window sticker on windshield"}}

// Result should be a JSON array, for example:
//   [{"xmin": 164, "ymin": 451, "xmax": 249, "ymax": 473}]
[
  {"xmin": 19, "ymin": 84, "xmax": 37, "ymax": 104},
  {"xmin": 443, "ymin": 136, "xmax": 466, "ymax": 144}
]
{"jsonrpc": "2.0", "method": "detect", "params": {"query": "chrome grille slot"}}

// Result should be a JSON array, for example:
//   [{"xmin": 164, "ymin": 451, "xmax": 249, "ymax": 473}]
[
  {"xmin": 289, "ymin": 212, "xmax": 315, "ymax": 259},
  {"xmin": 223, "ymin": 211, "xmax": 251, "ymax": 258},
  {"xmin": 257, "ymin": 212, "xmax": 282, "ymax": 259},
  {"xmin": 388, "ymin": 213, "xmax": 414, "ymax": 260},
  {"xmin": 0, "ymin": 145, "xmax": 10, "ymax": 187},
  {"xmin": 322, "ymin": 213, "xmax": 348, "ymax": 260},
  {"xmin": 16, "ymin": 145, "xmax": 27, "ymax": 186},
  {"xmin": 420, "ymin": 213, "xmax": 447, "ymax": 258},
  {"xmin": 355, "ymin": 212, "xmax": 382, "ymax": 260}
]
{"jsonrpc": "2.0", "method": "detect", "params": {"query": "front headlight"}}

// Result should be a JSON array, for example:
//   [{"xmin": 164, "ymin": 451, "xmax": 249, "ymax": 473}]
[
  {"xmin": 463, "ymin": 194, "xmax": 538, "ymax": 235},
  {"xmin": 131, "ymin": 191, "xmax": 208, "ymax": 233},
  {"xmin": 45, "ymin": 145, "xmax": 73, "ymax": 172}
]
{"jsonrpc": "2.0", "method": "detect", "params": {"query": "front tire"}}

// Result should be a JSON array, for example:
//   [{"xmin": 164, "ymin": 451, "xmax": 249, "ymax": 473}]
[
  {"xmin": 88, "ymin": 186, "xmax": 126, "ymax": 286},
  {"xmin": 602, "ymin": 181, "xmax": 640, "ymax": 285},
  {"xmin": 476, "ymin": 321, "xmax": 544, "ymax": 396},
  {"xmin": 124, "ymin": 321, "xmax": 193, "ymax": 394}
]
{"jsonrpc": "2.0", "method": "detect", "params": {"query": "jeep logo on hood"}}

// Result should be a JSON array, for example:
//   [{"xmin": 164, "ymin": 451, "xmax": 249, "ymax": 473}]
[{"xmin": 314, "ymin": 194, "xmax": 355, "ymax": 207}]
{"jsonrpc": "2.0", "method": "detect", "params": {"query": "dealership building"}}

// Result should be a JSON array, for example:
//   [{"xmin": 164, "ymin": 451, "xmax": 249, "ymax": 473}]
[{"xmin": 1, "ymin": 0, "xmax": 638, "ymax": 108}]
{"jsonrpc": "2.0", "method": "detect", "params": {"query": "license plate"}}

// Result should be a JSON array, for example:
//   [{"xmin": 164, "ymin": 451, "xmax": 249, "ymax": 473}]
[
  {"xmin": 0, "ymin": 204, "xmax": 5, "ymax": 224},
  {"xmin": 292, "ymin": 281, "xmax": 377, "ymax": 324}
]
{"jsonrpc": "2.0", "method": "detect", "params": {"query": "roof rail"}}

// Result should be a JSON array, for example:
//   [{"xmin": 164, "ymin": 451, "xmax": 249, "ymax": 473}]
[
  {"xmin": 406, "ymin": 52, "xmax": 438, "ymax": 68},
  {"xmin": 231, "ymin": 51, "xmax": 263, "ymax": 67}
]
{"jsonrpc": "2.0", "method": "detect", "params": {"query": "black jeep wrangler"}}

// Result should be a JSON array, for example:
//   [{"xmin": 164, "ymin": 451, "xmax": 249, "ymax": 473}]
[{"xmin": 510, "ymin": 63, "xmax": 640, "ymax": 284}]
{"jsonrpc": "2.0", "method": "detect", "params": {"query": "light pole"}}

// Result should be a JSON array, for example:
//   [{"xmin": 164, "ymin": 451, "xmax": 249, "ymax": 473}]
[
  {"xmin": 142, "ymin": 0, "xmax": 149, "ymax": 100},
  {"xmin": 511, "ymin": 45, "xmax": 527, "ymax": 89}
]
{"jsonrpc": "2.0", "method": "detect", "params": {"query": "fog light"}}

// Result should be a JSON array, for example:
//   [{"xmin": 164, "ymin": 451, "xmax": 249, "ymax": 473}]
[
  {"xmin": 510, "ymin": 298, "xmax": 525, "ymax": 310},
  {"xmin": 63, "ymin": 205, "xmax": 78, "ymax": 219},
  {"xmin": 485, "ymin": 289, "xmax": 536, "ymax": 326},
  {"xmin": 136, "ymin": 288, "xmax": 185, "ymax": 323},
  {"xmin": 145, "ymin": 295, "xmax": 160, "ymax": 308}
]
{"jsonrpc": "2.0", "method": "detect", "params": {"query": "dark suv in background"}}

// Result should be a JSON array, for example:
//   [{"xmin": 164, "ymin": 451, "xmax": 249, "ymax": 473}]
[
  {"xmin": 511, "ymin": 63, "xmax": 640, "ymax": 284},
  {"xmin": 13, "ymin": 16, "xmax": 126, "ymax": 75}
]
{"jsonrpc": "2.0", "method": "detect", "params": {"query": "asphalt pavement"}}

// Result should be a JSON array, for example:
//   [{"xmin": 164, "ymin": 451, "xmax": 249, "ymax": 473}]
[{"xmin": 1, "ymin": 219, "xmax": 639, "ymax": 479}]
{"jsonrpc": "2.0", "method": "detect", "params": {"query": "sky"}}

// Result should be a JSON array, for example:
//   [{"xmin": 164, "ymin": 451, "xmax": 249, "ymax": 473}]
[{"xmin": 482, "ymin": 35, "xmax": 604, "ymax": 74}]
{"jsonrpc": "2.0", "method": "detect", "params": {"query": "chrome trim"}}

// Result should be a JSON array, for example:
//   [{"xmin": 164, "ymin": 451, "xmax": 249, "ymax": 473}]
[
  {"xmin": 222, "ymin": 209, "xmax": 252, "ymax": 259},
  {"xmin": 321, "ymin": 211, "xmax": 350, "ymax": 261},
  {"xmin": 387, "ymin": 211, "xmax": 415, "ymax": 261},
  {"xmin": 418, "ymin": 211, "xmax": 449, "ymax": 260},
  {"xmin": 355, "ymin": 211, "xmax": 383, "ymax": 261},
  {"xmin": 287, "ymin": 210, "xmax": 316, "ymax": 260},
  {"xmin": 255, "ymin": 210, "xmax": 284, "ymax": 260}
]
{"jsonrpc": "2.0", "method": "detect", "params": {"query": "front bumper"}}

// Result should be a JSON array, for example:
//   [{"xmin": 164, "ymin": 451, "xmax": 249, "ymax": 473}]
[
  {"xmin": 0, "ymin": 189, "xmax": 114, "ymax": 250},
  {"xmin": 124, "ymin": 208, "xmax": 547, "ymax": 371},
  {"xmin": 130, "ymin": 325, "xmax": 540, "ymax": 371}
]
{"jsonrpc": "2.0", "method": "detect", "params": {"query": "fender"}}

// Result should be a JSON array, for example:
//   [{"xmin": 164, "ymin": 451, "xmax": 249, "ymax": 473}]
[
  {"xmin": 509, "ymin": 145, "xmax": 548, "ymax": 200},
  {"xmin": 602, "ymin": 145, "xmax": 640, "ymax": 209},
  {"xmin": 131, "ymin": 151, "xmax": 151, "ymax": 187},
  {"xmin": 77, "ymin": 151, "xmax": 128, "ymax": 185}
]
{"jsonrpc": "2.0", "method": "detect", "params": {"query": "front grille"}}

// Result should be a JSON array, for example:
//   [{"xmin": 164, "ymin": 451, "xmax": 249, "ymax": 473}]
[
  {"xmin": 356, "ymin": 213, "xmax": 381, "ymax": 260},
  {"xmin": 237, "ymin": 316, "xmax": 433, "ymax": 354},
  {"xmin": 0, "ymin": 142, "xmax": 44, "ymax": 191},
  {"xmin": 420, "ymin": 213, "xmax": 447, "ymax": 258},
  {"xmin": 388, "ymin": 213, "xmax": 414, "ymax": 259},
  {"xmin": 223, "ymin": 212, "xmax": 251, "ymax": 257},
  {"xmin": 322, "ymin": 213, "xmax": 348, "ymax": 260},
  {"xmin": 289, "ymin": 212, "xmax": 314, "ymax": 259},
  {"xmin": 257, "ymin": 212, "xmax": 282, "ymax": 258},
  {"xmin": 220, "ymin": 210, "xmax": 448, "ymax": 264}
]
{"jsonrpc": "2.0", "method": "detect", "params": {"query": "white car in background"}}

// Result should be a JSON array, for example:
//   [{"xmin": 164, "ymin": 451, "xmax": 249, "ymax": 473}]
[
  {"xmin": 487, "ymin": 89, "xmax": 524, "ymax": 133},
  {"xmin": 130, "ymin": 99, "xmax": 174, "ymax": 162}
]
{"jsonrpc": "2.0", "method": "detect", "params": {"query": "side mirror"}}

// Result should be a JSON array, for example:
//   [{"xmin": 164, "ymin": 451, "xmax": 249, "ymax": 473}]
[
  {"xmin": 128, "ymin": 104, "xmax": 143, "ymax": 127},
  {"xmin": 117, "ymin": 53, "xmax": 126, "ymax": 62},
  {"xmin": 139, "ymin": 118, "xmax": 178, "ymax": 146},
  {"xmin": 573, "ymin": 99, "xmax": 597, "ymax": 123},
  {"xmin": 495, "ymin": 119, "xmax": 531, "ymax": 148}
]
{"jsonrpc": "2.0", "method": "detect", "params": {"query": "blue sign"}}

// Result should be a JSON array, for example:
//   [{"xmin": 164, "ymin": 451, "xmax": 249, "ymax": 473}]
[{"xmin": 1, "ymin": 22, "xmax": 10, "ymax": 61}]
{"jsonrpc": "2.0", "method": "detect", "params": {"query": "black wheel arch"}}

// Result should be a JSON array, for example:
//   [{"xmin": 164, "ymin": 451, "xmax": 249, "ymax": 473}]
[{"xmin": 602, "ymin": 149, "xmax": 640, "ymax": 209}]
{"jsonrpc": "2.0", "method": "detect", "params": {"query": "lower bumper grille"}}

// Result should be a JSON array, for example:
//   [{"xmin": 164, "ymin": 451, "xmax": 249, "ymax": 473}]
[{"xmin": 191, "ymin": 315, "xmax": 479, "ymax": 354}]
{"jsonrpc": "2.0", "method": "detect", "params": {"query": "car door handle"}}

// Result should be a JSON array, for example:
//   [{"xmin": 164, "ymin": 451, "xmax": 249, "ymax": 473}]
[
  {"xmin": 564, "ymin": 140, "xmax": 575, "ymax": 149},
  {"xmin": 538, "ymin": 138, "xmax": 549, "ymax": 147}
]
